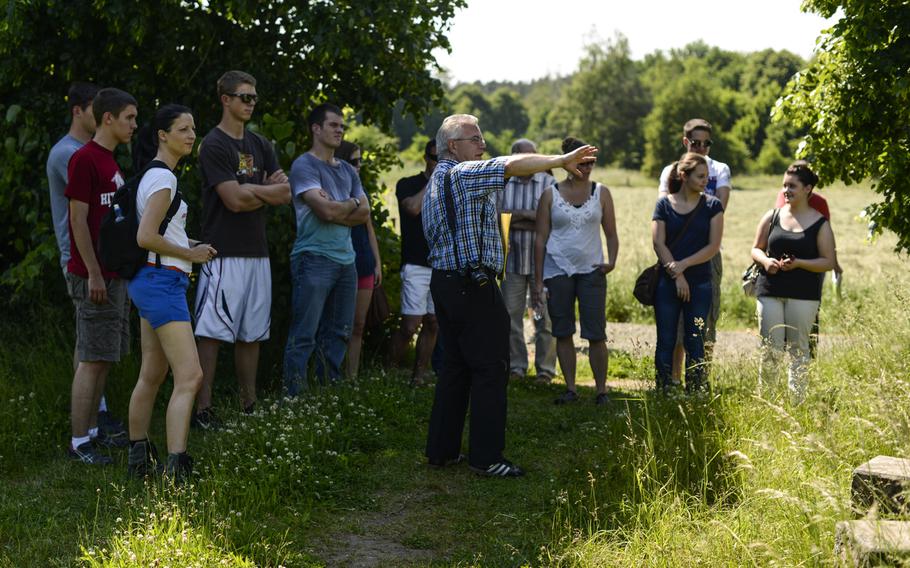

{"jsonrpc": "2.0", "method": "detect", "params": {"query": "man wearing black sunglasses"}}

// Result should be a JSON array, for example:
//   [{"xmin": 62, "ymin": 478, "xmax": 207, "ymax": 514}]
[
  {"xmin": 658, "ymin": 118, "xmax": 732, "ymax": 381},
  {"xmin": 193, "ymin": 70, "xmax": 291, "ymax": 428}
]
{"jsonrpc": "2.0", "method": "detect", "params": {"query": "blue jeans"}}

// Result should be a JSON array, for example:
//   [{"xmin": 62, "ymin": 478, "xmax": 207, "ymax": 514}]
[
  {"xmin": 283, "ymin": 252, "xmax": 356, "ymax": 395},
  {"xmin": 654, "ymin": 275, "xmax": 713, "ymax": 390}
]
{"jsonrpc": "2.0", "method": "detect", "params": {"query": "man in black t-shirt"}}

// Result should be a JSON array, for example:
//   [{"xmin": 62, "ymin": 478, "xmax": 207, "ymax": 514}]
[
  {"xmin": 389, "ymin": 140, "xmax": 438, "ymax": 384},
  {"xmin": 193, "ymin": 70, "xmax": 290, "ymax": 427}
]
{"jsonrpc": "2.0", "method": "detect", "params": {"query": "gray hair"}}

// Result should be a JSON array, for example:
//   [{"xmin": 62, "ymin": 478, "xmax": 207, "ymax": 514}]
[
  {"xmin": 510, "ymin": 138, "xmax": 537, "ymax": 154},
  {"xmin": 436, "ymin": 114, "xmax": 479, "ymax": 160}
]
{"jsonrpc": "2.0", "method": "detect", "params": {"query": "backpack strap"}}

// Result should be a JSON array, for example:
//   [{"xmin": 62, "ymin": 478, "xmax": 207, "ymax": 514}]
[{"xmin": 143, "ymin": 160, "xmax": 182, "ymax": 268}]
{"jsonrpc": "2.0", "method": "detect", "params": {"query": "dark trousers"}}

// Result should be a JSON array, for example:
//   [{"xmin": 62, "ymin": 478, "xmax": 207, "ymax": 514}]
[
  {"xmin": 654, "ymin": 275, "xmax": 713, "ymax": 390},
  {"xmin": 425, "ymin": 269, "xmax": 510, "ymax": 469}
]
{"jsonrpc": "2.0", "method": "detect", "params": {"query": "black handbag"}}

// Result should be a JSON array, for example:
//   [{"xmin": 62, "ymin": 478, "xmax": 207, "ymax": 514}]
[
  {"xmin": 633, "ymin": 195, "xmax": 706, "ymax": 306},
  {"xmin": 742, "ymin": 209, "xmax": 780, "ymax": 296}
]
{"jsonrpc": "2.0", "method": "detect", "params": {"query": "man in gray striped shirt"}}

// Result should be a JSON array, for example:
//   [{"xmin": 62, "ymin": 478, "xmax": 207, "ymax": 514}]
[{"xmin": 496, "ymin": 139, "xmax": 557, "ymax": 383}]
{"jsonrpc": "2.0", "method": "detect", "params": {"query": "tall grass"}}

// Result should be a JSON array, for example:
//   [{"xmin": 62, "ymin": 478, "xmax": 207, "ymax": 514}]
[
  {"xmin": 1, "ymin": 168, "xmax": 908, "ymax": 565},
  {"xmin": 545, "ymin": 278, "xmax": 910, "ymax": 566}
]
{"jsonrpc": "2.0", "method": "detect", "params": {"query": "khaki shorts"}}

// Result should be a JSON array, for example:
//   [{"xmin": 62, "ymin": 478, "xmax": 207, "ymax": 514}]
[{"xmin": 66, "ymin": 273, "xmax": 131, "ymax": 362}]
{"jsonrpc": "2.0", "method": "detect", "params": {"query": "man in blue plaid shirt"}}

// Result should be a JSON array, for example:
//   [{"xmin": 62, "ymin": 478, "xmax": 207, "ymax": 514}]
[{"xmin": 422, "ymin": 114, "xmax": 596, "ymax": 478}]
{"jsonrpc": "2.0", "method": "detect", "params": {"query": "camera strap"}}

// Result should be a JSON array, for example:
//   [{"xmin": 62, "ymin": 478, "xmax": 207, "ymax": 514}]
[{"xmin": 443, "ymin": 169, "xmax": 486, "ymax": 272}]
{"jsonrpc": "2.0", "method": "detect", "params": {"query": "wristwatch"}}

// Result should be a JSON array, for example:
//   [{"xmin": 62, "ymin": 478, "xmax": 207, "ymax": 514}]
[{"xmin": 351, "ymin": 197, "xmax": 361, "ymax": 207}]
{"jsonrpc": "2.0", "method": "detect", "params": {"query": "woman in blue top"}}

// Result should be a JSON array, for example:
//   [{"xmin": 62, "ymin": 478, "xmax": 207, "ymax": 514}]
[
  {"xmin": 651, "ymin": 152, "xmax": 724, "ymax": 392},
  {"xmin": 335, "ymin": 140, "xmax": 382, "ymax": 378}
]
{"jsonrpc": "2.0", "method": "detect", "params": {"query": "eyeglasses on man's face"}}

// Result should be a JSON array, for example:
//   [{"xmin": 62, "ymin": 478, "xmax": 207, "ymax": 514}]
[
  {"xmin": 227, "ymin": 92, "xmax": 258, "ymax": 104},
  {"xmin": 452, "ymin": 135, "xmax": 485, "ymax": 146}
]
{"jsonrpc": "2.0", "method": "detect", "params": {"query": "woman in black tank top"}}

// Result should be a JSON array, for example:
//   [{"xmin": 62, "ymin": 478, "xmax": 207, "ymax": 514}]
[{"xmin": 750, "ymin": 162, "xmax": 836, "ymax": 403}]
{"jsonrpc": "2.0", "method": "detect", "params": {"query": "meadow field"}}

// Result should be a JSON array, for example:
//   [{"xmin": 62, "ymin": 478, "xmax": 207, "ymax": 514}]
[{"xmin": 1, "ymin": 166, "xmax": 909, "ymax": 566}]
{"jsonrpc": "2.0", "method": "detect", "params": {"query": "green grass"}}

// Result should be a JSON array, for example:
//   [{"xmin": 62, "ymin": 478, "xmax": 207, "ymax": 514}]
[{"xmin": 2, "ymin": 168, "xmax": 910, "ymax": 566}]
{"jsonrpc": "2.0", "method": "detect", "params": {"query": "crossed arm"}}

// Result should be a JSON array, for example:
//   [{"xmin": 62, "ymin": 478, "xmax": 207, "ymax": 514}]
[
  {"xmin": 302, "ymin": 188, "xmax": 370, "ymax": 226},
  {"xmin": 215, "ymin": 169, "xmax": 291, "ymax": 212}
]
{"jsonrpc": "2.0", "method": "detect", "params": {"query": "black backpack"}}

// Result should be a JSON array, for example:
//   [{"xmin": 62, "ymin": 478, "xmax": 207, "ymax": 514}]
[{"xmin": 99, "ymin": 160, "xmax": 183, "ymax": 279}]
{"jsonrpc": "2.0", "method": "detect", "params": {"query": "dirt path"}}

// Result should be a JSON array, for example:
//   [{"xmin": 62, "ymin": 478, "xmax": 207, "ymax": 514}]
[
  {"xmin": 523, "ymin": 320, "xmax": 846, "ymax": 389},
  {"xmin": 312, "ymin": 491, "xmax": 436, "ymax": 567}
]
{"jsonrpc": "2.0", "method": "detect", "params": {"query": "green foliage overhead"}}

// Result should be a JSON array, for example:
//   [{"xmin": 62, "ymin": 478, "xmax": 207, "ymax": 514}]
[
  {"xmin": 777, "ymin": 0, "xmax": 910, "ymax": 252},
  {"xmin": 0, "ymin": 0, "xmax": 464, "ymax": 298}
]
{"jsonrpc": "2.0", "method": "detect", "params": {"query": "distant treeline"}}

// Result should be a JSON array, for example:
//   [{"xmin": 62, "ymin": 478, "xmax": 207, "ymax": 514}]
[{"xmin": 393, "ymin": 35, "xmax": 807, "ymax": 176}]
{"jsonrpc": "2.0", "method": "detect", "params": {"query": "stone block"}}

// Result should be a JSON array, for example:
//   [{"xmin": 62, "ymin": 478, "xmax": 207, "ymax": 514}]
[
  {"xmin": 835, "ymin": 520, "xmax": 910, "ymax": 567},
  {"xmin": 853, "ymin": 456, "xmax": 910, "ymax": 513}
]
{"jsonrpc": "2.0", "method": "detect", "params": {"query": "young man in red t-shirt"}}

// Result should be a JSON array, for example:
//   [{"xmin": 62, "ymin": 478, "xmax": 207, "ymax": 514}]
[{"xmin": 65, "ymin": 88, "xmax": 137, "ymax": 464}]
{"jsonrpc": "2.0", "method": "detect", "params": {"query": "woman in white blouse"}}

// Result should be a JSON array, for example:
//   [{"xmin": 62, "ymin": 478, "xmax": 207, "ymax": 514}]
[{"xmin": 533, "ymin": 137, "xmax": 619, "ymax": 406}]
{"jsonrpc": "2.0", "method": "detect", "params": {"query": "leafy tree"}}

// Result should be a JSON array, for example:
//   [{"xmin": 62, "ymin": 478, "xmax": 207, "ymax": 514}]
[
  {"xmin": 545, "ymin": 34, "xmax": 650, "ymax": 168},
  {"xmin": 486, "ymin": 88, "xmax": 529, "ymax": 138},
  {"xmin": 641, "ymin": 61, "xmax": 747, "ymax": 178},
  {"xmin": 448, "ymin": 84, "xmax": 493, "ymax": 125},
  {"xmin": 0, "ymin": 0, "xmax": 463, "ymax": 300},
  {"xmin": 777, "ymin": 0, "xmax": 910, "ymax": 251}
]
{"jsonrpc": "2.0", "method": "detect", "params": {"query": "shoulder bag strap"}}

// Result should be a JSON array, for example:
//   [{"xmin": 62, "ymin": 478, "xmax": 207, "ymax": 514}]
[{"xmin": 667, "ymin": 194, "xmax": 706, "ymax": 249}]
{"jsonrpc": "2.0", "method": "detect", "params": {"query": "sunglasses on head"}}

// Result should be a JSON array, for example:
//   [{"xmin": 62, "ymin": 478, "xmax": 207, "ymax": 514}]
[
  {"xmin": 686, "ymin": 138, "xmax": 713, "ymax": 149},
  {"xmin": 228, "ymin": 92, "xmax": 258, "ymax": 104}
]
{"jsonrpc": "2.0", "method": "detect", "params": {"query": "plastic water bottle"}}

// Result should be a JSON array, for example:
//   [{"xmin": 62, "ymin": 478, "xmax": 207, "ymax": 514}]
[
  {"xmin": 532, "ymin": 287, "xmax": 547, "ymax": 321},
  {"xmin": 113, "ymin": 204, "xmax": 125, "ymax": 223}
]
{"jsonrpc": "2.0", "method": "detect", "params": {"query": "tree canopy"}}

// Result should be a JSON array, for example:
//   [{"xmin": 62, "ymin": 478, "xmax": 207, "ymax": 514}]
[
  {"xmin": 777, "ymin": 0, "xmax": 910, "ymax": 252},
  {"xmin": 0, "ymin": 0, "xmax": 463, "ymax": 297}
]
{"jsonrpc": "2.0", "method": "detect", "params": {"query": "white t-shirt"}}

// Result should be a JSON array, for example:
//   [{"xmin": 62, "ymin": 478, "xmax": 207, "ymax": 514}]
[
  {"xmin": 136, "ymin": 167, "xmax": 191, "ymax": 273},
  {"xmin": 658, "ymin": 155, "xmax": 732, "ymax": 197}
]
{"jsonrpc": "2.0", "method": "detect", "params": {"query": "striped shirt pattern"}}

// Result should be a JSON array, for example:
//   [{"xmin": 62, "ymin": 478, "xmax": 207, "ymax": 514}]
[
  {"xmin": 496, "ymin": 171, "xmax": 554, "ymax": 275},
  {"xmin": 422, "ymin": 157, "xmax": 508, "ymax": 273}
]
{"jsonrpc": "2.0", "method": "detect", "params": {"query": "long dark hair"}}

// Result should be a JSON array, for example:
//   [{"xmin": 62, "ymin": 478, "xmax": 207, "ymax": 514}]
[
  {"xmin": 132, "ymin": 104, "xmax": 193, "ymax": 171},
  {"xmin": 334, "ymin": 139, "xmax": 360, "ymax": 165},
  {"xmin": 666, "ymin": 152, "xmax": 708, "ymax": 194}
]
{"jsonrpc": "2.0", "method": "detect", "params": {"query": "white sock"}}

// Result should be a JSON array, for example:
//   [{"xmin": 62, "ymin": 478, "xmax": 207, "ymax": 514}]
[
  {"xmin": 88, "ymin": 427, "xmax": 99, "ymax": 439},
  {"xmin": 98, "ymin": 396, "xmax": 108, "ymax": 413},
  {"xmin": 71, "ymin": 435, "xmax": 91, "ymax": 449}
]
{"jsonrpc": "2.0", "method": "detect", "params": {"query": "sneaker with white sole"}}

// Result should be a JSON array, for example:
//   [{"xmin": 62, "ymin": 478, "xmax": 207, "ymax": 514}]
[
  {"xmin": 470, "ymin": 459, "xmax": 525, "ymax": 478},
  {"xmin": 68, "ymin": 441, "xmax": 113, "ymax": 465}
]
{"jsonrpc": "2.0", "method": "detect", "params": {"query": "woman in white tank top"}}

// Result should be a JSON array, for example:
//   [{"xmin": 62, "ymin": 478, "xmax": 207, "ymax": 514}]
[
  {"xmin": 532, "ymin": 137, "xmax": 619, "ymax": 406},
  {"xmin": 126, "ymin": 104, "xmax": 217, "ymax": 483}
]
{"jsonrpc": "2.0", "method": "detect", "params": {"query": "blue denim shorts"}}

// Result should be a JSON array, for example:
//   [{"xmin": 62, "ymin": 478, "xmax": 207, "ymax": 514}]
[{"xmin": 127, "ymin": 265, "xmax": 190, "ymax": 329}]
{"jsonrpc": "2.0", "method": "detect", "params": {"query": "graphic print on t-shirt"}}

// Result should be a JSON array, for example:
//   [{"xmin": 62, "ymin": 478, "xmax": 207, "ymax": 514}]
[
  {"xmin": 100, "ymin": 172, "xmax": 125, "ymax": 206},
  {"xmin": 236, "ymin": 152, "xmax": 258, "ymax": 178}
]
